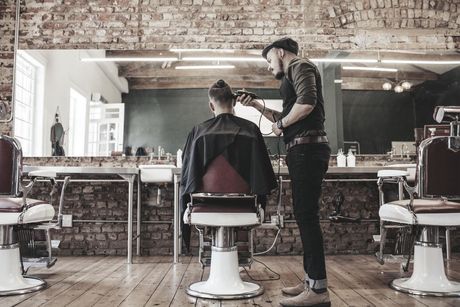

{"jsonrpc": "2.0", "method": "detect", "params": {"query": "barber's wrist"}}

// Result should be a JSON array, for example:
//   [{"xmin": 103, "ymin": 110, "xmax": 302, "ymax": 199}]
[
  {"xmin": 253, "ymin": 100, "xmax": 263, "ymax": 110},
  {"xmin": 276, "ymin": 119, "xmax": 285, "ymax": 130}
]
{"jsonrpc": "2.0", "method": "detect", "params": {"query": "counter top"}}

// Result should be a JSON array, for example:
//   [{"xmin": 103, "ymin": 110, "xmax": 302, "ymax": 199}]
[
  {"xmin": 23, "ymin": 165, "xmax": 413, "ymax": 177},
  {"xmin": 23, "ymin": 166, "xmax": 139, "ymax": 175},
  {"xmin": 273, "ymin": 165, "xmax": 413, "ymax": 176}
]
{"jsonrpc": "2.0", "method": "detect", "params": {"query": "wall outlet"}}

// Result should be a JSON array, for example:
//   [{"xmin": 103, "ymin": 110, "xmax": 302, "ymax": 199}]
[
  {"xmin": 62, "ymin": 214, "xmax": 73, "ymax": 227},
  {"xmin": 271, "ymin": 215, "xmax": 279, "ymax": 226},
  {"xmin": 270, "ymin": 215, "xmax": 285, "ymax": 228}
]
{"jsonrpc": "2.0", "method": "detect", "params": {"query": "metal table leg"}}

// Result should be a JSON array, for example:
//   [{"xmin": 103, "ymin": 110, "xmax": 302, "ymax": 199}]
[
  {"xmin": 137, "ymin": 175, "xmax": 141, "ymax": 256},
  {"xmin": 121, "ymin": 174, "xmax": 135, "ymax": 264},
  {"xmin": 173, "ymin": 173, "xmax": 180, "ymax": 264},
  {"xmin": 446, "ymin": 228, "xmax": 451, "ymax": 260}
]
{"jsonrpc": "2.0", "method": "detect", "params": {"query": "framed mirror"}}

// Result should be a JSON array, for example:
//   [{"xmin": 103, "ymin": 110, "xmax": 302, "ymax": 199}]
[{"xmin": 13, "ymin": 49, "xmax": 460, "ymax": 157}]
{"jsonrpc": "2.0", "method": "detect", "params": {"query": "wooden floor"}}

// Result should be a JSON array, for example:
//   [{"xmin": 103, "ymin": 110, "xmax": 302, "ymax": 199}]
[{"xmin": 1, "ymin": 254, "xmax": 459, "ymax": 307}]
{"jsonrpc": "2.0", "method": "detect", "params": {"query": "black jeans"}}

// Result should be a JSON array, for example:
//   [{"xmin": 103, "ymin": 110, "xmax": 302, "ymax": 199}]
[{"xmin": 286, "ymin": 143, "xmax": 330, "ymax": 287}]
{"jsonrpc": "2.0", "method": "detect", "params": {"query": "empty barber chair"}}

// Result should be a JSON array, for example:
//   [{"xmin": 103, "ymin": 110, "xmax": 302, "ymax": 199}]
[
  {"xmin": 0, "ymin": 135, "xmax": 69, "ymax": 296},
  {"xmin": 378, "ymin": 106, "xmax": 460, "ymax": 296},
  {"xmin": 184, "ymin": 155, "xmax": 264, "ymax": 299}
]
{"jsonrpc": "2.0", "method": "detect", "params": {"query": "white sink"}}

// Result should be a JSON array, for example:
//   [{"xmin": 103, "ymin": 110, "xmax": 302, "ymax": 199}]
[{"xmin": 138, "ymin": 164, "xmax": 175, "ymax": 183}]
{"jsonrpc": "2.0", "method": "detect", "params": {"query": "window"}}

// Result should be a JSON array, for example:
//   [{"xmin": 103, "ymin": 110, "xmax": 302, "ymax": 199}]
[
  {"xmin": 14, "ymin": 53, "xmax": 37, "ymax": 156},
  {"xmin": 234, "ymin": 99, "xmax": 283, "ymax": 136},
  {"xmin": 68, "ymin": 88, "xmax": 88, "ymax": 156},
  {"xmin": 13, "ymin": 51, "xmax": 45, "ymax": 156},
  {"xmin": 87, "ymin": 102, "xmax": 125, "ymax": 156}
]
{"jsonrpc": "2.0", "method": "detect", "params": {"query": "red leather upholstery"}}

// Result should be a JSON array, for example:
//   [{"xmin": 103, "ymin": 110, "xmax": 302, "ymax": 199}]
[
  {"xmin": 424, "ymin": 140, "xmax": 460, "ymax": 197},
  {"xmin": 0, "ymin": 138, "xmax": 14, "ymax": 195},
  {"xmin": 193, "ymin": 155, "xmax": 255, "ymax": 214},
  {"xmin": 199, "ymin": 155, "xmax": 250, "ymax": 194}
]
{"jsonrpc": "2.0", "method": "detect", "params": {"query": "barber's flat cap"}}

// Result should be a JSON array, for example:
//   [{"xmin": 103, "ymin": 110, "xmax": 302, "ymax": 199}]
[{"xmin": 262, "ymin": 37, "xmax": 299, "ymax": 59}]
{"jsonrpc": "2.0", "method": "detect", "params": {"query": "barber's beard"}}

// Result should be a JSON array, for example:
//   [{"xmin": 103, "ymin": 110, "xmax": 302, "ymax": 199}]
[
  {"xmin": 274, "ymin": 71, "xmax": 285, "ymax": 80},
  {"xmin": 274, "ymin": 61, "xmax": 285, "ymax": 80}
]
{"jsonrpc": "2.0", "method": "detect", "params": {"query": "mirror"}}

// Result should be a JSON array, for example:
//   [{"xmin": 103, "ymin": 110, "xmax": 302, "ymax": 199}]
[{"xmin": 13, "ymin": 49, "xmax": 460, "ymax": 157}]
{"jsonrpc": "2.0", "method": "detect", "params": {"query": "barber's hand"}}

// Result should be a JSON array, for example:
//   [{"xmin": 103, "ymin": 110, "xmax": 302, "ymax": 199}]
[
  {"xmin": 272, "ymin": 123, "xmax": 283, "ymax": 136},
  {"xmin": 236, "ymin": 89, "xmax": 256, "ymax": 107}
]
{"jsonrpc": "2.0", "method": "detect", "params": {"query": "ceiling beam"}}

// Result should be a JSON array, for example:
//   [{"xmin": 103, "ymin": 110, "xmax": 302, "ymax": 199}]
[
  {"xmin": 340, "ymin": 79, "xmax": 424, "ymax": 90},
  {"xmin": 128, "ymin": 78, "xmax": 280, "ymax": 90},
  {"xmin": 341, "ymin": 69, "xmax": 438, "ymax": 80},
  {"xmin": 107, "ymin": 49, "xmax": 263, "ymax": 58},
  {"xmin": 119, "ymin": 65, "xmax": 271, "ymax": 78}
]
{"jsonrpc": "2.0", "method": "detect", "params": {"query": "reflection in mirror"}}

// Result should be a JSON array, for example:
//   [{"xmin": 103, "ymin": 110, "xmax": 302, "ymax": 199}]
[{"xmin": 13, "ymin": 49, "xmax": 460, "ymax": 157}]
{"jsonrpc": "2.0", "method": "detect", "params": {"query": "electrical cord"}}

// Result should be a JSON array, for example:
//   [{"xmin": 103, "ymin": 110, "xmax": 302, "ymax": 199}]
[
  {"xmin": 254, "ymin": 227, "xmax": 281, "ymax": 256},
  {"xmin": 243, "ymin": 257, "xmax": 281, "ymax": 281},
  {"xmin": 258, "ymin": 98, "xmax": 274, "ymax": 136},
  {"xmin": 233, "ymin": 90, "xmax": 283, "ymax": 282}
]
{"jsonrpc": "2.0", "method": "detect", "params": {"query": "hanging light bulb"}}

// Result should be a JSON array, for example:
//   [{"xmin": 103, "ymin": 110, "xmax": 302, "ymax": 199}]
[
  {"xmin": 401, "ymin": 81, "xmax": 412, "ymax": 90},
  {"xmin": 382, "ymin": 82, "xmax": 392, "ymax": 91},
  {"xmin": 394, "ymin": 85, "xmax": 404, "ymax": 93}
]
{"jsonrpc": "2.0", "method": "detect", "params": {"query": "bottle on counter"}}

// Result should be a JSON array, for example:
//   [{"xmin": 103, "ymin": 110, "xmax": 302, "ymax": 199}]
[
  {"xmin": 176, "ymin": 149, "xmax": 183, "ymax": 168},
  {"xmin": 336, "ymin": 148, "xmax": 346, "ymax": 167},
  {"xmin": 346, "ymin": 149, "xmax": 356, "ymax": 167}
]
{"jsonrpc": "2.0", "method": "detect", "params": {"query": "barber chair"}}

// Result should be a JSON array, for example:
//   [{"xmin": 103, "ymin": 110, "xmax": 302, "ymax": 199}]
[
  {"xmin": 377, "ymin": 106, "xmax": 460, "ymax": 296},
  {"xmin": 0, "ymin": 135, "xmax": 69, "ymax": 296},
  {"xmin": 184, "ymin": 155, "xmax": 264, "ymax": 299}
]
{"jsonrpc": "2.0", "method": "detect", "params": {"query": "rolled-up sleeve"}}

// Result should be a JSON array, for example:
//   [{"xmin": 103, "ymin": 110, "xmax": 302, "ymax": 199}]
[{"xmin": 288, "ymin": 62, "xmax": 317, "ymax": 106}]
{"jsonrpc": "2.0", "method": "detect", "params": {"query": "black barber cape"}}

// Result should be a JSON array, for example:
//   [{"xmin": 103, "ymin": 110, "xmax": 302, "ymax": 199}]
[{"xmin": 180, "ymin": 113, "xmax": 278, "ymax": 251}]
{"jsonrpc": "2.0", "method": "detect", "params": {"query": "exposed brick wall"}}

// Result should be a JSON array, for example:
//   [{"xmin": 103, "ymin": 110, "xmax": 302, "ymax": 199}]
[
  {"xmin": 1, "ymin": 0, "xmax": 460, "ymax": 129},
  {"xmin": 22, "ymin": 156, "xmax": 460, "ymax": 256},
  {"xmin": 28, "ymin": 175, "xmax": 382, "ymax": 256},
  {"xmin": 0, "ymin": 0, "xmax": 16, "ymax": 134}
]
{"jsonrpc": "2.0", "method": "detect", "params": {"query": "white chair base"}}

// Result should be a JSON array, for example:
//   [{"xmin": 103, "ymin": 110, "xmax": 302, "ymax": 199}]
[
  {"xmin": 186, "ymin": 246, "xmax": 263, "ymax": 299},
  {"xmin": 0, "ymin": 246, "xmax": 47, "ymax": 296},
  {"xmin": 390, "ymin": 244, "xmax": 460, "ymax": 297}
]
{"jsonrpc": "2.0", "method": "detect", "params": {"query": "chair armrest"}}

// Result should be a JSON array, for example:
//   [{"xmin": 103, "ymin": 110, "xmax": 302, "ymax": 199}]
[{"xmin": 21, "ymin": 171, "xmax": 57, "ymax": 206}]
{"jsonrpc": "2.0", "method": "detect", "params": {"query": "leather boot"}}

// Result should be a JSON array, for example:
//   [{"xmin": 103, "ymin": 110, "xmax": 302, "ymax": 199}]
[
  {"xmin": 281, "ymin": 282, "xmax": 307, "ymax": 296},
  {"xmin": 280, "ymin": 288, "xmax": 331, "ymax": 307}
]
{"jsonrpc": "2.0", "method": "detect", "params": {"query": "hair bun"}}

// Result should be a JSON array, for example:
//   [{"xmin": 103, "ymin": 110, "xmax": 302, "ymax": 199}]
[{"xmin": 216, "ymin": 79, "xmax": 226, "ymax": 88}]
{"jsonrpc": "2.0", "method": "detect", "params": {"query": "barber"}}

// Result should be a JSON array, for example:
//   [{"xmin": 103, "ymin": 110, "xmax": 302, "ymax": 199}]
[{"xmin": 237, "ymin": 37, "xmax": 331, "ymax": 307}]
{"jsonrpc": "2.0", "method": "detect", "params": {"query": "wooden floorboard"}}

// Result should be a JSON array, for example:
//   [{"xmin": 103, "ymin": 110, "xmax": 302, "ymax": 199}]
[{"xmin": 1, "ymin": 254, "xmax": 459, "ymax": 307}]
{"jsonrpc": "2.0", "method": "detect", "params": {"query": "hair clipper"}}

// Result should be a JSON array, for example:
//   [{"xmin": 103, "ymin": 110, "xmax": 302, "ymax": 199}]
[{"xmin": 233, "ymin": 90, "xmax": 259, "ymax": 99}]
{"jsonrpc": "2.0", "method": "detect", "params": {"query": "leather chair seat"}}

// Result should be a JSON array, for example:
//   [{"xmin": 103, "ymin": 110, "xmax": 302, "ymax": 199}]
[
  {"xmin": 391, "ymin": 199, "xmax": 460, "ymax": 214},
  {"xmin": 190, "ymin": 212, "xmax": 259, "ymax": 227},
  {"xmin": 380, "ymin": 199, "xmax": 460, "ymax": 226},
  {"xmin": 0, "ymin": 198, "xmax": 54, "ymax": 225},
  {"xmin": 0, "ymin": 198, "xmax": 47, "ymax": 213},
  {"xmin": 189, "ymin": 193, "xmax": 259, "ymax": 226},
  {"xmin": 191, "ymin": 199, "xmax": 257, "ymax": 213}
]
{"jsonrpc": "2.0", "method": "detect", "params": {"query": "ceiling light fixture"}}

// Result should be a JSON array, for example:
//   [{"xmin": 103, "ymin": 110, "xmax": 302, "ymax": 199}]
[
  {"xmin": 382, "ymin": 82, "xmax": 392, "ymax": 91},
  {"xmin": 182, "ymin": 57, "xmax": 265, "ymax": 62},
  {"xmin": 175, "ymin": 65, "xmax": 236, "ymax": 70},
  {"xmin": 81, "ymin": 57, "xmax": 178, "ymax": 62},
  {"xmin": 382, "ymin": 80, "xmax": 412, "ymax": 93},
  {"xmin": 381, "ymin": 60, "xmax": 460, "ymax": 65},
  {"xmin": 311, "ymin": 58, "xmax": 378, "ymax": 63},
  {"xmin": 170, "ymin": 48, "xmax": 236, "ymax": 52},
  {"xmin": 394, "ymin": 84, "xmax": 404, "ymax": 93},
  {"xmin": 342, "ymin": 66, "xmax": 398, "ymax": 72},
  {"xmin": 401, "ymin": 81, "xmax": 412, "ymax": 90},
  {"xmin": 334, "ymin": 79, "xmax": 343, "ymax": 84}
]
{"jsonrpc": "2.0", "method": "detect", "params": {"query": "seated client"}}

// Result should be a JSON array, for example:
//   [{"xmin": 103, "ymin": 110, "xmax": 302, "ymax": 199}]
[{"xmin": 180, "ymin": 79, "xmax": 278, "ymax": 251}]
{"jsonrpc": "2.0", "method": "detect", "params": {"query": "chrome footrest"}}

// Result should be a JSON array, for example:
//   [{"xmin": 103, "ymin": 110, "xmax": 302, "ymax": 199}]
[{"xmin": 22, "ymin": 257, "xmax": 57, "ymax": 270}]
